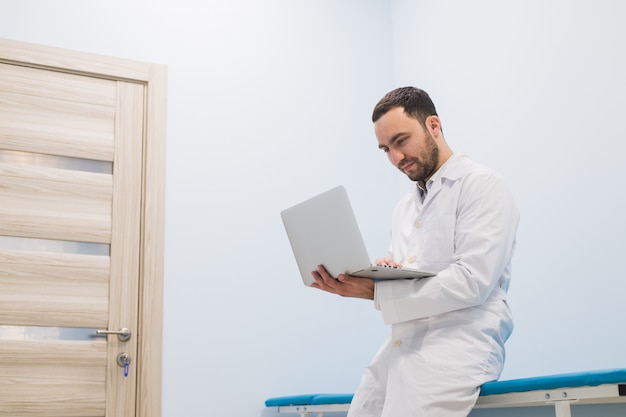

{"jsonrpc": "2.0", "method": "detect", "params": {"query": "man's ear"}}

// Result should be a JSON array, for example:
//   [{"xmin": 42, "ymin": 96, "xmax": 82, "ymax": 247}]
[{"xmin": 426, "ymin": 115, "xmax": 442, "ymax": 136}]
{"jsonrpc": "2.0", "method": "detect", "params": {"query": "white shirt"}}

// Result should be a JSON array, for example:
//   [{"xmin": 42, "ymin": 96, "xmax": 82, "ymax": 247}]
[{"xmin": 374, "ymin": 153, "xmax": 520, "ymax": 325}]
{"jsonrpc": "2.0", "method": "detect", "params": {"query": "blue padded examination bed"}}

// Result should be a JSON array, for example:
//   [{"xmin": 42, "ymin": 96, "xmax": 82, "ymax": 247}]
[{"xmin": 265, "ymin": 368, "xmax": 626, "ymax": 417}]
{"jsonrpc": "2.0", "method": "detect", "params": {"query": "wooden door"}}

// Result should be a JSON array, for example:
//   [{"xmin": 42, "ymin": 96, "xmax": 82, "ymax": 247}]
[{"xmin": 0, "ymin": 39, "xmax": 166, "ymax": 417}]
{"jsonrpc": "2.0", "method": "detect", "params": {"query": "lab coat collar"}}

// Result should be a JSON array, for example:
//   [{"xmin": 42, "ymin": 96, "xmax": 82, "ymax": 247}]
[{"xmin": 410, "ymin": 153, "xmax": 471, "ymax": 204}]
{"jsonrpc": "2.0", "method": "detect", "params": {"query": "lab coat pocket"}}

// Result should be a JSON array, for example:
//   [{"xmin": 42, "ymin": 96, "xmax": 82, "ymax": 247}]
[{"xmin": 421, "ymin": 215, "xmax": 456, "ymax": 263}]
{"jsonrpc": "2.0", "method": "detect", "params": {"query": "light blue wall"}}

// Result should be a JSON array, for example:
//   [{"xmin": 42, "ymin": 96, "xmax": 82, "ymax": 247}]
[{"xmin": 1, "ymin": 1, "xmax": 624, "ymax": 416}]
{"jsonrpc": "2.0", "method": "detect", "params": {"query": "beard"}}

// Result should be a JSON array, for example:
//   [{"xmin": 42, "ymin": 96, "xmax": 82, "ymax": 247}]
[{"xmin": 400, "ymin": 130, "xmax": 440, "ymax": 183}]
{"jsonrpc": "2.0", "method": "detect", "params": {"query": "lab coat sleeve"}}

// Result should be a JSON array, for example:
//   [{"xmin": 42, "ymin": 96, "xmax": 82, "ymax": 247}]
[{"xmin": 375, "ymin": 170, "xmax": 519, "ymax": 325}]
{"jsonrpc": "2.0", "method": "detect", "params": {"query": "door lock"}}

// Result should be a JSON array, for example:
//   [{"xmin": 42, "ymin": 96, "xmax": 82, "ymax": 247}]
[{"xmin": 117, "ymin": 352, "xmax": 131, "ymax": 377}]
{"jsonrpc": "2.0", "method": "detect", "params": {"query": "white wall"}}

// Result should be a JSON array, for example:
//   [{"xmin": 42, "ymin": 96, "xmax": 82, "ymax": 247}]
[
  {"xmin": 1, "ymin": 1, "xmax": 625, "ymax": 416},
  {"xmin": 391, "ymin": 0, "xmax": 626, "ymax": 380}
]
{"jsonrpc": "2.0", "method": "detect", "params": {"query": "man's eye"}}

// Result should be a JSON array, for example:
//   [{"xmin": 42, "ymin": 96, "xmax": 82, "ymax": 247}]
[{"xmin": 381, "ymin": 148, "xmax": 390, "ymax": 153}]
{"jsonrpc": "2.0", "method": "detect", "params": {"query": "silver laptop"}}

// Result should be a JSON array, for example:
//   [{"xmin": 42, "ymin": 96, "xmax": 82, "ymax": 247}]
[{"xmin": 280, "ymin": 185, "xmax": 434, "ymax": 286}]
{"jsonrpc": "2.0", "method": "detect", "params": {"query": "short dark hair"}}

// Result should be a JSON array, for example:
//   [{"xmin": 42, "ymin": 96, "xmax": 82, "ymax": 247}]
[{"xmin": 372, "ymin": 87, "xmax": 438, "ymax": 127}]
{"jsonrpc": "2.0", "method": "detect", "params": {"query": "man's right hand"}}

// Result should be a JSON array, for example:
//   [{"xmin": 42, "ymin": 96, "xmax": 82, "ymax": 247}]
[{"xmin": 310, "ymin": 264, "xmax": 375, "ymax": 300}]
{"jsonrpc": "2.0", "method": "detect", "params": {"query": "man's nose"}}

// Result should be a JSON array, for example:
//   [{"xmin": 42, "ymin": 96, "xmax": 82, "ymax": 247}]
[{"xmin": 389, "ymin": 148, "xmax": 403, "ymax": 165}]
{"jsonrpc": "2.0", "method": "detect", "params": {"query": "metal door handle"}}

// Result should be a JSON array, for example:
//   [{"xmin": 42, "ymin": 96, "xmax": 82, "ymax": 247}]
[{"xmin": 95, "ymin": 327, "xmax": 131, "ymax": 342}]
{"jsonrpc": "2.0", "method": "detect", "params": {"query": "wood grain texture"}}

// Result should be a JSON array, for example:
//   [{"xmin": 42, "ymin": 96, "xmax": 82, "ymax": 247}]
[
  {"xmin": 0, "ymin": 61, "xmax": 116, "ymax": 160},
  {"xmin": 0, "ymin": 249, "xmax": 109, "ymax": 327},
  {"xmin": 0, "ymin": 38, "xmax": 155, "ymax": 82},
  {"xmin": 135, "ymin": 63, "xmax": 167, "ymax": 417},
  {"xmin": 0, "ymin": 340, "xmax": 106, "ymax": 417},
  {"xmin": 0, "ymin": 162, "xmax": 113, "ymax": 243},
  {"xmin": 104, "ymin": 80, "xmax": 144, "ymax": 417},
  {"xmin": 0, "ymin": 62, "xmax": 116, "ymax": 106},
  {"xmin": 0, "ymin": 79, "xmax": 115, "ymax": 161}
]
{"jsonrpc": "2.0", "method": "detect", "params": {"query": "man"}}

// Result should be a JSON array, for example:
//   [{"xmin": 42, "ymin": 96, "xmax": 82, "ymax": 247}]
[{"xmin": 310, "ymin": 87, "xmax": 519, "ymax": 416}]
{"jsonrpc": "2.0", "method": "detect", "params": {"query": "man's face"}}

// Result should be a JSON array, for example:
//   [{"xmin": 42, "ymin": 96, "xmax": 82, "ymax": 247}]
[{"xmin": 375, "ymin": 107, "xmax": 440, "ymax": 183}]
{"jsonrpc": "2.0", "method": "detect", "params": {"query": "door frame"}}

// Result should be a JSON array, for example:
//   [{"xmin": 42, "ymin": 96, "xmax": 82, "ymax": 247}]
[{"xmin": 0, "ymin": 38, "xmax": 167, "ymax": 417}]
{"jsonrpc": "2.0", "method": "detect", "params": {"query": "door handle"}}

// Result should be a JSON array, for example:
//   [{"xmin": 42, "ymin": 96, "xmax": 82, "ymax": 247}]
[{"xmin": 95, "ymin": 327, "xmax": 131, "ymax": 342}]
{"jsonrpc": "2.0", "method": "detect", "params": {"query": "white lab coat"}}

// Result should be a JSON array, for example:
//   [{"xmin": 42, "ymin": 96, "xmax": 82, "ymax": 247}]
[{"xmin": 348, "ymin": 153, "xmax": 519, "ymax": 417}]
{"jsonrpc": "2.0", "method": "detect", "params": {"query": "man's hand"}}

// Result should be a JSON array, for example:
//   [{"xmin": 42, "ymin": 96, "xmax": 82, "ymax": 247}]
[
  {"xmin": 374, "ymin": 256, "xmax": 401, "ymax": 267},
  {"xmin": 310, "ymin": 265, "xmax": 375, "ymax": 300}
]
